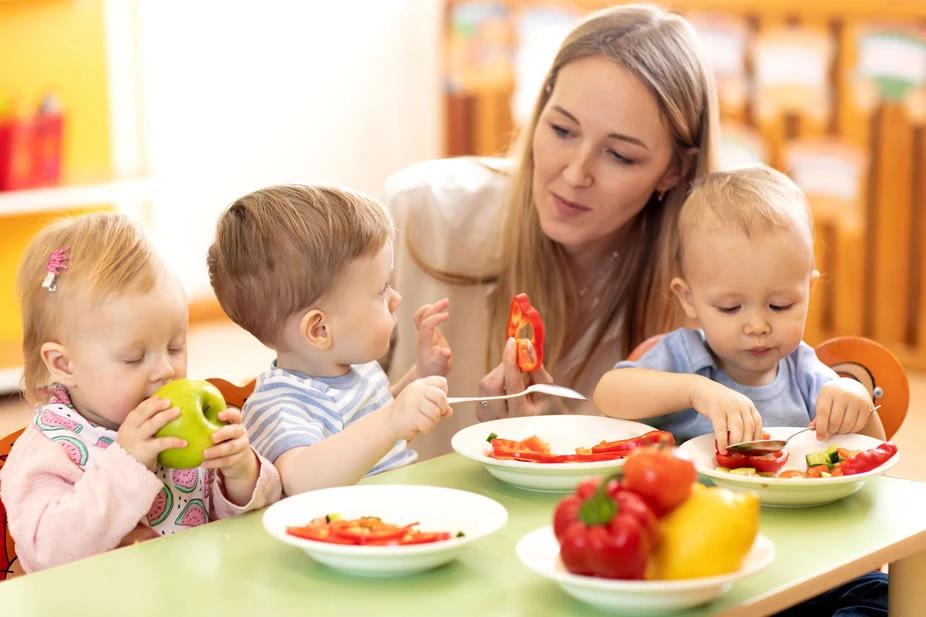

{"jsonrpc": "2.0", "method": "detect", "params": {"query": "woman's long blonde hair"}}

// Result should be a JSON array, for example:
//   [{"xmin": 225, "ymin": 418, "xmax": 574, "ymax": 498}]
[
  {"xmin": 414, "ymin": 4, "xmax": 719, "ymax": 379},
  {"xmin": 17, "ymin": 213, "xmax": 163, "ymax": 404}
]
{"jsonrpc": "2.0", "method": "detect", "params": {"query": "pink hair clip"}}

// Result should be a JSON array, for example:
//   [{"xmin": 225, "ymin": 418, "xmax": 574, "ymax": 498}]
[{"xmin": 42, "ymin": 246, "xmax": 71, "ymax": 292}]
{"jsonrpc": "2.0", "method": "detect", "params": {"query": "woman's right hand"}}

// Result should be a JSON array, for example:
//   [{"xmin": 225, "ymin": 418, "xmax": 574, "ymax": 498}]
[
  {"xmin": 476, "ymin": 337, "xmax": 566, "ymax": 421},
  {"xmin": 116, "ymin": 396, "xmax": 187, "ymax": 471},
  {"xmin": 690, "ymin": 379, "xmax": 763, "ymax": 454}
]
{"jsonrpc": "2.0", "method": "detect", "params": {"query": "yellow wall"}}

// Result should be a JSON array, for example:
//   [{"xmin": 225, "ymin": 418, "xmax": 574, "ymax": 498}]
[
  {"xmin": 0, "ymin": 0, "xmax": 111, "ymax": 181},
  {"xmin": 0, "ymin": 0, "xmax": 113, "ymax": 370}
]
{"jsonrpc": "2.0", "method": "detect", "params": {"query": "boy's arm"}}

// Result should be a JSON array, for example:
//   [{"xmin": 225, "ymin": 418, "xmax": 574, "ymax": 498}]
[
  {"xmin": 390, "ymin": 300, "xmax": 452, "ymax": 398},
  {"xmin": 274, "ymin": 404, "xmax": 401, "ymax": 495},
  {"xmin": 594, "ymin": 368, "xmax": 708, "ymax": 419}
]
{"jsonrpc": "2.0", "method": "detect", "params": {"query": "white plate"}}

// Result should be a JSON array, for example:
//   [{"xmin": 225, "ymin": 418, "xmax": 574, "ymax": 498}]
[
  {"xmin": 516, "ymin": 526, "xmax": 774, "ymax": 615},
  {"xmin": 451, "ymin": 415, "xmax": 659, "ymax": 492},
  {"xmin": 678, "ymin": 428, "xmax": 899, "ymax": 508},
  {"xmin": 262, "ymin": 484, "xmax": 508, "ymax": 576}
]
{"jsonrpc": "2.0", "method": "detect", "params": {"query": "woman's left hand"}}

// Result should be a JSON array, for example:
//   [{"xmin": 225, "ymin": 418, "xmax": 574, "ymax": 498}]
[{"xmin": 476, "ymin": 337, "xmax": 566, "ymax": 421}]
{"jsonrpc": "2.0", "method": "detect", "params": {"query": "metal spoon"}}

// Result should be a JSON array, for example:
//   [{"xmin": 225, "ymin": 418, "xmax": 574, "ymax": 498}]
[
  {"xmin": 726, "ymin": 404, "xmax": 882, "ymax": 455},
  {"xmin": 447, "ymin": 383, "xmax": 587, "ymax": 405}
]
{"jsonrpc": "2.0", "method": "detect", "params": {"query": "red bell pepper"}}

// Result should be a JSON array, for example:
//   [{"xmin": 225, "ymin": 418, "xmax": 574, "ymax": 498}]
[
  {"xmin": 552, "ymin": 476, "xmax": 657, "ymax": 580},
  {"xmin": 831, "ymin": 442, "xmax": 897, "ymax": 476},
  {"xmin": 590, "ymin": 430, "xmax": 675, "ymax": 454},
  {"xmin": 507, "ymin": 293, "xmax": 544, "ymax": 372}
]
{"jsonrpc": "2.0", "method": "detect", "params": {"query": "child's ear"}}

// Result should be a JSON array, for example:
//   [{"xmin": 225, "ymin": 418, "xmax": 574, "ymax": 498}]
[
  {"xmin": 40, "ymin": 342, "xmax": 77, "ymax": 387},
  {"xmin": 670, "ymin": 277, "xmax": 699, "ymax": 320},
  {"xmin": 300, "ymin": 309, "xmax": 332, "ymax": 350}
]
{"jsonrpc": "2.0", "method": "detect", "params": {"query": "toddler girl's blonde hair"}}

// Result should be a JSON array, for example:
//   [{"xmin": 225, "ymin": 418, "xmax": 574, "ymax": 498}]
[
  {"xmin": 17, "ymin": 212, "xmax": 164, "ymax": 403},
  {"xmin": 207, "ymin": 185, "xmax": 393, "ymax": 348},
  {"xmin": 677, "ymin": 164, "xmax": 815, "ymax": 265}
]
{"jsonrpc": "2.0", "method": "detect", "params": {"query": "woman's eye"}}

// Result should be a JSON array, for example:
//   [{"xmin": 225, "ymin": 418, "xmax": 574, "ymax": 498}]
[
  {"xmin": 551, "ymin": 123, "xmax": 572, "ymax": 138},
  {"xmin": 607, "ymin": 150, "xmax": 633, "ymax": 165}
]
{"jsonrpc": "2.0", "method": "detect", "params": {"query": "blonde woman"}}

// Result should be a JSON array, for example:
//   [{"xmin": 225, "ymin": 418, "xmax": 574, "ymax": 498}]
[{"xmin": 385, "ymin": 3, "xmax": 719, "ymax": 460}]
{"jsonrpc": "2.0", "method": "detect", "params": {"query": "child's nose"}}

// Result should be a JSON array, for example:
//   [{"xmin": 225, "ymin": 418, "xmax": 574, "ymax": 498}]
[
  {"xmin": 389, "ymin": 288, "xmax": 402, "ymax": 311},
  {"xmin": 744, "ymin": 315, "xmax": 771, "ymax": 335},
  {"xmin": 151, "ymin": 356, "xmax": 177, "ymax": 383}
]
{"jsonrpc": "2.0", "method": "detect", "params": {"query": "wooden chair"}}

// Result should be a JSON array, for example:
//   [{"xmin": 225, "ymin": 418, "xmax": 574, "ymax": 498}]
[
  {"xmin": 206, "ymin": 378, "xmax": 257, "ymax": 409},
  {"xmin": 626, "ymin": 334, "xmax": 909, "ymax": 440},
  {"xmin": 0, "ymin": 426, "xmax": 25, "ymax": 581}
]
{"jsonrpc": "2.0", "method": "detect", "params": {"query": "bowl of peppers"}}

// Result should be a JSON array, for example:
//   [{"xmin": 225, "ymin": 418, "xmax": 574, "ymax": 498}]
[
  {"xmin": 516, "ymin": 448, "xmax": 774, "ymax": 614},
  {"xmin": 679, "ymin": 428, "xmax": 900, "ymax": 508}
]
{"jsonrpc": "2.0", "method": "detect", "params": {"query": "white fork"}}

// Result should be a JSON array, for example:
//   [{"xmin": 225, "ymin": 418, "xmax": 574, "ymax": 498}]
[{"xmin": 447, "ymin": 383, "xmax": 587, "ymax": 405}]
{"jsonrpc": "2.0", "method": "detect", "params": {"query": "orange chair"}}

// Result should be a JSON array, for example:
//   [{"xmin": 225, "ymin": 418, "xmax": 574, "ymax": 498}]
[
  {"xmin": 626, "ymin": 334, "xmax": 908, "ymax": 440},
  {"xmin": 206, "ymin": 378, "xmax": 257, "ymax": 409},
  {"xmin": 0, "ymin": 426, "xmax": 25, "ymax": 581}
]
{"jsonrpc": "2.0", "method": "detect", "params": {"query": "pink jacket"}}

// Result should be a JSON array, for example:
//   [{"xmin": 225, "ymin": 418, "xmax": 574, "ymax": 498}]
[{"xmin": 0, "ymin": 424, "xmax": 282, "ymax": 573}]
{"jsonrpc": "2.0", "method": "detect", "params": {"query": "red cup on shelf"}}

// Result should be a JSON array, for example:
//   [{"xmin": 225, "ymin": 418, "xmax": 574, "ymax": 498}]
[{"xmin": 0, "ymin": 112, "xmax": 64, "ymax": 191}]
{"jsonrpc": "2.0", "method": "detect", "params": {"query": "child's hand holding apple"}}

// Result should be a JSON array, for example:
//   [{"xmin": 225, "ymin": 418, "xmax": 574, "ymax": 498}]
[
  {"xmin": 201, "ymin": 407, "xmax": 260, "ymax": 506},
  {"xmin": 117, "ymin": 396, "xmax": 188, "ymax": 472}
]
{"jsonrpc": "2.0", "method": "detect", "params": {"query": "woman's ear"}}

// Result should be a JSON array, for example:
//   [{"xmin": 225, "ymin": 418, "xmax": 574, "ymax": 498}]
[
  {"xmin": 656, "ymin": 147, "xmax": 699, "ymax": 196},
  {"xmin": 40, "ymin": 342, "xmax": 76, "ymax": 387},
  {"xmin": 670, "ymin": 276, "xmax": 699, "ymax": 320},
  {"xmin": 300, "ymin": 309, "xmax": 332, "ymax": 350}
]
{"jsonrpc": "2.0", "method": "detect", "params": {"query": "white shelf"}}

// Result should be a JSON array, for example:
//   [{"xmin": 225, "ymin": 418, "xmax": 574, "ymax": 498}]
[
  {"xmin": 0, "ymin": 366, "xmax": 22, "ymax": 395},
  {"xmin": 0, "ymin": 178, "xmax": 150, "ymax": 216}
]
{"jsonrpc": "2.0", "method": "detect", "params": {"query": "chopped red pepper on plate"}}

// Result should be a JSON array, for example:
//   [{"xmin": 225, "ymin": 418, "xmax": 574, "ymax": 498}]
[
  {"xmin": 714, "ymin": 449, "xmax": 791, "ymax": 475},
  {"xmin": 486, "ymin": 430, "xmax": 674, "ymax": 464},
  {"xmin": 286, "ymin": 516, "xmax": 458, "ymax": 546},
  {"xmin": 832, "ymin": 442, "xmax": 897, "ymax": 476},
  {"xmin": 507, "ymin": 293, "xmax": 544, "ymax": 372}
]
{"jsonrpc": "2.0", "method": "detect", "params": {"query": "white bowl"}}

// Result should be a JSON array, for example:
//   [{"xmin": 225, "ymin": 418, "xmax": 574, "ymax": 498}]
[
  {"xmin": 451, "ymin": 415, "xmax": 659, "ymax": 492},
  {"xmin": 516, "ymin": 526, "xmax": 774, "ymax": 615},
  {"xmin": 678, "ymin": 428, "xmax": 899, "ymax": 508},
  {"xmin": 262, "ymin": 484, "xmax": 508, "ymax": 576}
]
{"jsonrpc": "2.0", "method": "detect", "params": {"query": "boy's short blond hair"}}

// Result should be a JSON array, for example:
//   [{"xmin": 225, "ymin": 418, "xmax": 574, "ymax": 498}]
[
  {"xmin": 207, "ymin": 185, "xmax": 393, "ymax": 348},
  {"xmin": 678, "ymin": 165, "xmax": 814, "ymax": 266},
  {"xmin": 18, "ymin": 213, "xmax": 164, "ymax": 403}
]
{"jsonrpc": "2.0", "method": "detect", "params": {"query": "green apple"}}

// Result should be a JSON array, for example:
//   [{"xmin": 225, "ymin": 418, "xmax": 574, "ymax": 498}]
[{"xmin": 153, "ymin": 378, "xmax": 228, "ymax": 469}]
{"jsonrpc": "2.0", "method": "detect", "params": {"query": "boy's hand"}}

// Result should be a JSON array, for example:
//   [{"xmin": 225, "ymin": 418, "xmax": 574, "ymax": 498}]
[
  {"xmin": 813, "ymin": 378, "xmax": 874, "ymax": 440},
  {"xmin": 415, "ymin": 299, "xmax": 452, "ymax": 378},
  {"xmin": 690, "ymin": 379, "xmax": 763, "ymax": 454},
  {"xmin": 390, "ymin": 376, "xmax": 451, "ymax": 441},
  {"xmin": 117, "ymin": 397, "xmax": 187, "ymax": 471}
]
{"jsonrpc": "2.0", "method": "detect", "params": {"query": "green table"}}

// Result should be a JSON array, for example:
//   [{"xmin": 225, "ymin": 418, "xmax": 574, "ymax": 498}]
[{"xmin": 2, "ymin": 455, "xmax": 925, "ymax": 616}]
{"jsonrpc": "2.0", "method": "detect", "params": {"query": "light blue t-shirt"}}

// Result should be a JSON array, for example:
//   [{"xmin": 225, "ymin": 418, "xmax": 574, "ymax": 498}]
[
  {"xmin": 613, "ymin": 328, "xmax": 838, "ymax": 444},
  {"xmin": 242, "ymin": 360, "xmax": 416, "ymax": 475}
]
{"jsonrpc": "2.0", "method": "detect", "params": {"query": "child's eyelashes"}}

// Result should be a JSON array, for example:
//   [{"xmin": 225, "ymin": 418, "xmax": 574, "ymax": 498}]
[
  {"xmin": 716, "ymin": 306, "xmax": 740, "ymax": 314},
  {"xmin": 379, "ymin": 282, "xmax": 391, "ymax": 297},
  {"xmin": 769, "ymin": 304, "xmax": 794, "ymax": 312}
]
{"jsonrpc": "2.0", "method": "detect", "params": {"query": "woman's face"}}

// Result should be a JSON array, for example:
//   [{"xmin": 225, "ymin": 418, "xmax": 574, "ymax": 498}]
[{"xmin": 532, "ymin": 56, "xmax": 679, "ymax": 253}]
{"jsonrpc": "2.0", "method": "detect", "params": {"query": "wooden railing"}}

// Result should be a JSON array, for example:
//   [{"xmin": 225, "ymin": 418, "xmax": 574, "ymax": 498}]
[{"xmin": 444, "ymin": 0, "xmax": 926, "ymax": 369}]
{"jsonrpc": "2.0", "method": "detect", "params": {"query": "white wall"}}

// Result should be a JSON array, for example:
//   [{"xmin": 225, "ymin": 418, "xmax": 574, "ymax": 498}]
[{"xmin": 132, "ymin": 0, "xmax": 444, "ymax": 297}]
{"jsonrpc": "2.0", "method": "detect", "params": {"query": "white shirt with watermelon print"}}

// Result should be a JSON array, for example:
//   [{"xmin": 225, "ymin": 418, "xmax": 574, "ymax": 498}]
[
  {"xmin": 33, "ymin": 403, "xmax": 212, "ymax": 534},
  {"xmin": 0, "ymin": 392, "xmax": 282, "ymax": 573}
]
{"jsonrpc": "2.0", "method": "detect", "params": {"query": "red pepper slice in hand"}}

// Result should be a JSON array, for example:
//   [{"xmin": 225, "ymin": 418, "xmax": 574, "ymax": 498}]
[
  {"xmin": 507, "ymin": 293, "xmax": 544, "ymax": 372},
  {"xmin": 832, "ymin": 442, "xmax": 897, "ymax": 476},
  {"xmin": 552, "ymin": 475, "xmax": 656, "ymax": 580}
]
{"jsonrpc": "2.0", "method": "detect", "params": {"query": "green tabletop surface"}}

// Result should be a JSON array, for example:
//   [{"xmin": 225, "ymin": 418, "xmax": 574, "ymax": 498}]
[{"xmin": 2, "ymin": 454, "xmax": 925, "ymax": 617}]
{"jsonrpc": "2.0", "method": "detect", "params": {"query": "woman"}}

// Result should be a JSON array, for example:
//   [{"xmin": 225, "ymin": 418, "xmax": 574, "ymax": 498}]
[{"xmin": 385, "ymin": 3, "xmax": 718, "ymax": 460}]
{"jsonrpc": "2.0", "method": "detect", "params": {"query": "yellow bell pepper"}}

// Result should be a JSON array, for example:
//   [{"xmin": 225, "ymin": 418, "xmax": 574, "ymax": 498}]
[{"xmin": 648, "ymin": 483, "xmax": 759, "ymax": 580}]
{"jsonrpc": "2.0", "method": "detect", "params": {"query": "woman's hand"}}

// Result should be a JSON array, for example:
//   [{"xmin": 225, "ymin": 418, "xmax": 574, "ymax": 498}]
[
  {"xmin": 476, "ymin": 337, "xmax": 566, "ymax": 421},
  {"xmin": 414, "ymin": 298, "xmax": 453, "ymax": 378}
]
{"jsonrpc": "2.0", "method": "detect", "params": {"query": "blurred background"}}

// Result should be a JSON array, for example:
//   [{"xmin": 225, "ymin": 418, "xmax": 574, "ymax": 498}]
[{"xmin": 0, "ymin": 0, "xmax": 923, "ymax": 396}]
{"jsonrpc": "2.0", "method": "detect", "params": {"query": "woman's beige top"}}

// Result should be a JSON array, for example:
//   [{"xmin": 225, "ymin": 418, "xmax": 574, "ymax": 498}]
[{"xmin": 384, "ymin": 157, "xmax": 624, "ymax": 460}]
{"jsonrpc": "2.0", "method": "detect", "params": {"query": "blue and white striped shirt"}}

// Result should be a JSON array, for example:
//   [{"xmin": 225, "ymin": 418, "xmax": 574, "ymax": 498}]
[{"xmin": 242, "ymin": 361, "xmax": 416, "ymax": 476}]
